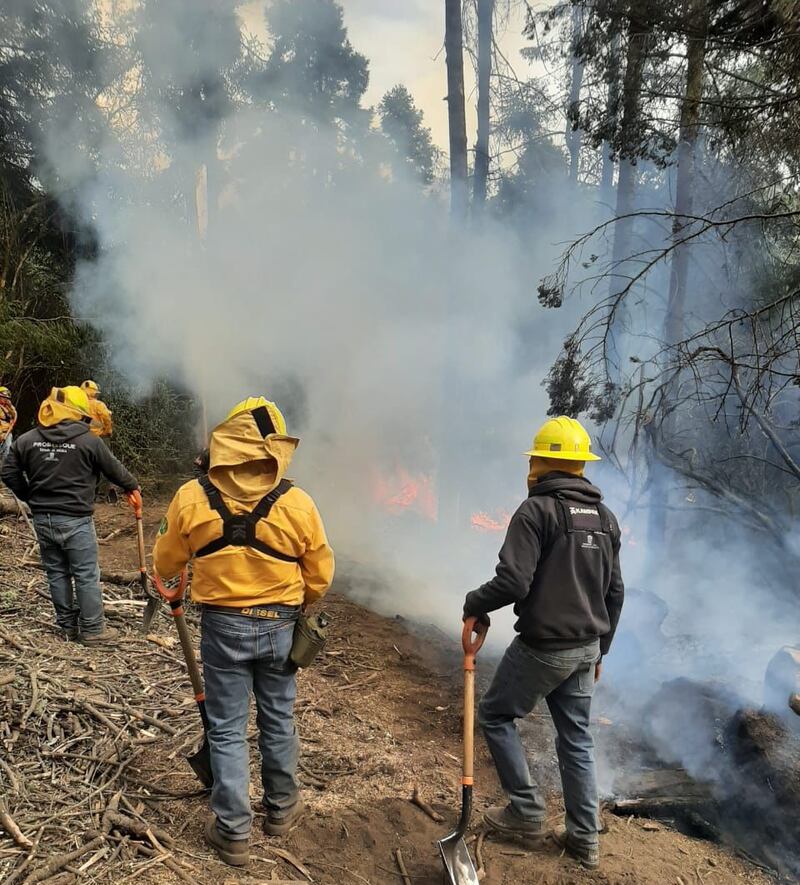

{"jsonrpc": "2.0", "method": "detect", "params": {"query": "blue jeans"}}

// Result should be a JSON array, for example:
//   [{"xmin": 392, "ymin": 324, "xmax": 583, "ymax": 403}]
[
  {"xmin": 33, "ymin": 514, "xmax": 104, "ymax": 634},
  {"xmin": 479, "ymin": 637, "xmax": 601, "ymax": 846},
  {"xmin": 0, "ymin": 434, "xmax": 11, "ymax": 467},
  {"xmin": 201, "ymin": 607, "xmax": 301, "ymax": 839}
]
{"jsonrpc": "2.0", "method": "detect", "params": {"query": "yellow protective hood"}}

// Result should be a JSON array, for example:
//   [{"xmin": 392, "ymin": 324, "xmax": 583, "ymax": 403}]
[
  {"xmin": 528, "ymin": 456, "xmax": 585, "ymax": 488},
  {"xmin": 207, "ymin": 409, "xmax": 300, "ymax": 504},
  {"xmin": 38, "ymin": 388, "xmax": 92, "ymax": 429}
]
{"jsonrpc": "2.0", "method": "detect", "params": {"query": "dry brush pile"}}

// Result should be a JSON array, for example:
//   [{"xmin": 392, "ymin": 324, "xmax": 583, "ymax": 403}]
[{"xmin": 0, "ymin": 506, "xmax": 212, "ymax": 884}]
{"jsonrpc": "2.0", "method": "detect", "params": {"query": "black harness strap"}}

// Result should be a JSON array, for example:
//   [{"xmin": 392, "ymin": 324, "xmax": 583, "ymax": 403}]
[
  {"xmin": 195, "ymin": 475, "xmax": 299, "ymax": 562},
  {"xmin": 252, "ymin": 405, "xmax": 277, "ymax": 438}
]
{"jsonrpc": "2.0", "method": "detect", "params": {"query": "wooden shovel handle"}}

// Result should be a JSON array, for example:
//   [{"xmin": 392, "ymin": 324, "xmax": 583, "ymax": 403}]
[{"xmin": 461, "ymin": 617, "xmax": 487, "ymax": 785}]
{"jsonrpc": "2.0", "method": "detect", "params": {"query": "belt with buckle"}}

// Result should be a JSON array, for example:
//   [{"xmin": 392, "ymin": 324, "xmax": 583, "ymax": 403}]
[{"xmin": 202, "ymin": 604, "xmax": 299, "ymax": 620}]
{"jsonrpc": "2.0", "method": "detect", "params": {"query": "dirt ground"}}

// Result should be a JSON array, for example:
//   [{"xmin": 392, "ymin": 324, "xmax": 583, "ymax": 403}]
[{"xmin": 0, "ymin": 498, "xmax": 781, "ymax": 884}]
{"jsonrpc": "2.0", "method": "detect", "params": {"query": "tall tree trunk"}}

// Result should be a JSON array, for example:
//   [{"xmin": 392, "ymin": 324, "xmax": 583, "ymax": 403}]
[
  {"xmin": 649, "ymin": 0, "xmax": 710, "ymax": 551},
  {"xmin": 566, "ymin": 3, "xmax": 586, "ymax": 182},
  {"xmin": 610, "ymin": 14, "xmax": 649, "ymax": 268},
  {"xmin": 600, "ymin": 32, "xmax": 622, "ymax": 201},
  {"xmin": 606, "ymin": 11, "xmax": 651, "ymax": 381},
  {"xmin": 473, "ymin": 0, "xmax": 494, "ymax": 209},
  {"xmin": 445, "ymin": 0, "xmax": 469, "ymax": 219},
  {"xmin": 664, "ymin": 0, "xmax": 709, "ymax": 345}
]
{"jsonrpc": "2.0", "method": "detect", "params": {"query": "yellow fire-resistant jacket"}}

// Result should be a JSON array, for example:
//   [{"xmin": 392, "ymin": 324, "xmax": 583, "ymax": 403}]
[
  {"xmin": 153, "ymin": 410, "xmax": 334, "ymax": 608},
  {"xmin": 87, "ymin": 398, "xmax": 113, "ymax": 437},
  {"xmin": 0, "ymin": 398, "xmax": 16, "ymax": 442}
]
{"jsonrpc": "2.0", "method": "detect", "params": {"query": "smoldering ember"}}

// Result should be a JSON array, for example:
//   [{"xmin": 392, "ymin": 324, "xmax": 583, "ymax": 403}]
[{"xmin": 1, "ymin": 1, "xmax": 799, "ymax": 884}]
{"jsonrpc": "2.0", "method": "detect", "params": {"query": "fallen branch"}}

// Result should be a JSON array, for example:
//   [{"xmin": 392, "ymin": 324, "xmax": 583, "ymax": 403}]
[
  {"xmin": 101, "ymin": 810, "xmax": 175, "ymax": 847},
  {"xmin": 394, "ymin": 848, "xmax": 411, "ymax": 885},
  {"xmin": 475, "ymin": 830, "xmax": 486, "ymax": 879},
  {"xmin": 267, "ymin": 847, "xmax": 313, "ymax": 881},
  {"xmin": 21, "ymin": 834, "xmax": 105, "ymax": 884},
  {"xmin": 411, "ymin": 786, "xmax": 444, "ymax": 823},
  {"xmin": 0, "ymin": 798, "xmax": 33, "ymax": 848},
  {"xmin": 100, "ymin": 570, "xmax": 140, "ymax": 586}
]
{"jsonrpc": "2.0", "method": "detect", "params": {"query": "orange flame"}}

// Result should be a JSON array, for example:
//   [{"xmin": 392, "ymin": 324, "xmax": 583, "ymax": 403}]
[
  {"xmin": 373, "ymin": 468, "xmax": 437, "ymax": 521},
  {"xmin": 471, "ymin": 509, "xmax": 511, "ymax": 533}
]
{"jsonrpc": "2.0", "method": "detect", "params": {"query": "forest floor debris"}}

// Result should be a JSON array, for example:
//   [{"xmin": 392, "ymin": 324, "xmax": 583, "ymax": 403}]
[{"xmin": 0, "ymin": 497, "xmax": 781, "ymax": 883}]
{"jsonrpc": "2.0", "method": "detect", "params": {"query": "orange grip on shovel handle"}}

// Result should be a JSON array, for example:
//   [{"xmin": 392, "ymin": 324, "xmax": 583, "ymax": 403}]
[
  {"xmin": 462, "ymin": 617, "xmax": 487, "ymax": 671},
  {"xmin": 153, "ymin": 568, "xmax": 189, "ymax": 605}
]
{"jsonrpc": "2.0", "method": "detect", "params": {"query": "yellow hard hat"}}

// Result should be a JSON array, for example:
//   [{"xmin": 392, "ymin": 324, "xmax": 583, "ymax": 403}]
[
  {"xmin": 225, "ymin": 397, "xmax": 287, "ymax": 436},
  {"xmin": 60, "ymin": 386, "xmax": 91, "ymax": 414},
  {"xmin": 81, "ymin": 380, "xmax": 100, "ymax": 394},
  {"xmin": 525, "ymin": 416, "xmax": 601, "ymax": 462},
  {"xmin": 0, "ymin": 386, "xmax": 10, "ymax": 398}
]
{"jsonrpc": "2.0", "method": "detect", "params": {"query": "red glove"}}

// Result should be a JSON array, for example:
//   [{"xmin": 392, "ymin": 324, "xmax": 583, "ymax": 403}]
[{"xmin": 126, "ymin": 488, "xmax": 143, "ymax": 518}]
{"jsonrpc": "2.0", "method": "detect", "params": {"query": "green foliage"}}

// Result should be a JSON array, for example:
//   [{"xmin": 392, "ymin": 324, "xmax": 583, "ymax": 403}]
[
  {"xmin": 102, "ymin": 378, "xmax": 198, "ymax": 489},
  {"xmin": 261, "ymin": 0, "xmax": 370, "ymax": 126},
  {"xmin": 378, "ymin": 85, "xmax": 438, "ymax": 184}
]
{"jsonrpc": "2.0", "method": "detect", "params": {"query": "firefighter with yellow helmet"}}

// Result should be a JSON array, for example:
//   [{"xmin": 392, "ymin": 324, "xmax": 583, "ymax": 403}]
[
  {"xmin": 81, "ymin": 380, "xmax": 113, "ymax": 438},
  {"xmin": 463, "ymin": 416, "xmax": 624, "ymax": 870},
  {"xmin": 1, "ymin": 387, "xmax": 139, "ymax": 644},
  {"xmin": 0, "ymin": 386, "xmax": 17, "ymax": 466},
  {"xmin": 153, "ymin": 396, "xmax": 334, "ymax": 867}
]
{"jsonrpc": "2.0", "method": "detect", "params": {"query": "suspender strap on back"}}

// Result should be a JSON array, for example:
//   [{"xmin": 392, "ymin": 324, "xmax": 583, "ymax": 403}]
[{"xmin": 195, "ymin": 475, "xmax": 300, "ymax": 562}]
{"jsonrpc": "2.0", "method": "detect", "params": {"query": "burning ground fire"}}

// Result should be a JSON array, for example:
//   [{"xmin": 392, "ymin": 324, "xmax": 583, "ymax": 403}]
[{"xmin": 372, "ymin": 467, "xmax": 437, "ymax": 521}]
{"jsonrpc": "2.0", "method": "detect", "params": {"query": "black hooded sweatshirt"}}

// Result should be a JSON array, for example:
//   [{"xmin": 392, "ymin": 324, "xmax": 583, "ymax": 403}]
[
  {"xmin": 464, "ymin": 473, "xmax": 624, "ymax": 656},
  {"xmin": 1, "ymin": 422, "xmax": 138, "ymax": 516}
]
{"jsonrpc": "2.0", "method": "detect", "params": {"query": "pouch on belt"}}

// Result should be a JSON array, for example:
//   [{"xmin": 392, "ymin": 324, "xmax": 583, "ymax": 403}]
[{"xmin": 290, "ymin": 612, "xmax": 330, "ymax": 669}]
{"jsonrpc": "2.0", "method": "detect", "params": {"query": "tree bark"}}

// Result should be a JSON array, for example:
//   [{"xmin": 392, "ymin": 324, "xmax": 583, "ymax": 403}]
[
  {"xmin": 445, "ymin": 0, "xmax": 469, "ymax": 220},
  {"xmin": 566, "ymin": 3, "xmax": 586, "ymax": 182},
  {"xmin": 664, "ymin": 0, "xmax": 710, "ymax": 345},
  {"xmin": 473, "ymin": 0, "xmax": 494, "ymax": 209},
  {"xmin": 650, "ymin": 0, "xmax": 710, "ymax": 550},
  {"xmin": 601, "ymin": 32, "xmax": 622, "ymax": 201},
  {"xmin": 606, "ymin": 10, "xmax": 651, "ymax": 379}
]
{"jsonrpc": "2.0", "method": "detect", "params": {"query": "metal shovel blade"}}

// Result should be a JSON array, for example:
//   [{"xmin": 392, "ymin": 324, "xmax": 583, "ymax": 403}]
[
  {"xmin": 437, "ymin": 832, "xmax": 480, "ymax": 885},
  {"xmin": 141, "ymin": 595, "xmax": 160, "ymax": 633},
  {"xmin": 188, "ymin": 738, "xmax": 213, "ymax": 788}
]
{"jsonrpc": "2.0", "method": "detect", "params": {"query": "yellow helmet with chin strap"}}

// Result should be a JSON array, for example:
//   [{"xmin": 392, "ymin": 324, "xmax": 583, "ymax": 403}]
[
  {"xmin": 225, "ymin": 397, "xmax": 287, "ymax": 436},
  {"xmin": 81, "ymin": 380, "xmax": 100, "ymax": 397},
  {"xmin": 0, "ymin": 386, "xmax": 11, "ymax": 399},
  {"xmin": 525, "ymin": 416, "xmax": 601, "ymax": 462}
]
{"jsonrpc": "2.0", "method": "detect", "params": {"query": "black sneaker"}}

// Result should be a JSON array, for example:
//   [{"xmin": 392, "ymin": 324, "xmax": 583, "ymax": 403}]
[
  {"xmin": 484, "ymin": 804, "xmax": 548, "ymax": 839},
  {"xmin": 555, "ymin": 829, "xmax": 600, "ymax": 869}
]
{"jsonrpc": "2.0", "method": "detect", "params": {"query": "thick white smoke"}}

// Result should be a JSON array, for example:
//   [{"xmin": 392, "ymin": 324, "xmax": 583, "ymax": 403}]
[{"xmin": 42, "ymin": 2, "xmax": 797, "ymax": 799}]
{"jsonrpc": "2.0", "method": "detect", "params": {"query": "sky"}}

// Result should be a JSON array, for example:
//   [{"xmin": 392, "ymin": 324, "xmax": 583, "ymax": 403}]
[{"xmin": 239, "ymin": 0, "xmax": 531, "ymax": 151}]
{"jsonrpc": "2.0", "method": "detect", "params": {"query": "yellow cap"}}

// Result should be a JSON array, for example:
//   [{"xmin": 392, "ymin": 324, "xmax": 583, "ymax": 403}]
[
  {"xmin": 0, "ymin": 386, "xmax": 10, "ymax": 398},
  {"xmin": 525, "ymin": 416, "xmax": 601, "ymax": 462},
  {"xmin": 225, "ymin": 397, "xmax": 287, "ymax": 436},
  {"xmin": 81, "ymin": 380, "xmax": 100, "ymax": 395}
]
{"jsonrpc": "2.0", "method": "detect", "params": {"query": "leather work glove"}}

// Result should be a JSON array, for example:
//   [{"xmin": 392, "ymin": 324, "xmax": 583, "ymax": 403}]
[{"xmin": 126, "ymin": 488, "xmax": 143, "ymax": 517}]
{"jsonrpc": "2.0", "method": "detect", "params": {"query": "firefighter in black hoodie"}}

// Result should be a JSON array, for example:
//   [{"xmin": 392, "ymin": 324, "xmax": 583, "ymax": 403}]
[
  {"xmin": 463, "ymin": 416, "xmax": 624, "ymax": 870},
  {"xmin": 1, "ymin": 387, "xmax": 140, "ymax": 645}
]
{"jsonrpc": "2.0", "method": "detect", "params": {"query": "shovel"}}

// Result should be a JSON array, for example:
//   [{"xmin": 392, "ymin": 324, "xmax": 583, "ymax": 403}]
[
  {"xmin": 125, "ymin": 491, "xmax": 158, "ymax": 628},
  {"xmin": 152, "ymin": 569, "xmax": 214, "ymax": 788},
  {"xmin": 438, "ymin": 616, "xmax": 488, "ymax": 885}
]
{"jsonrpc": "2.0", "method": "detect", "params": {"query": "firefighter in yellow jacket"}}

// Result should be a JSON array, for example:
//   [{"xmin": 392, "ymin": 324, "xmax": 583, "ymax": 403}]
[
  {"xmin": 0, "ymin": 386, "xmax": 17, "ymax": 466},
  {"xmin": 153, "ymin": 397, "xmax": 334, "ymax": 867},
  {"xmin": 81, "ymin": 380, "xmax": 113, "ymax": 438}
]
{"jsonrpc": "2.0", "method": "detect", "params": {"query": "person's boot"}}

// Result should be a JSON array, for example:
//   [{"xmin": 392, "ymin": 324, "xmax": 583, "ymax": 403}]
[
  {"xmin": 263, "ymin": 798, "xmax": 305, "ymax": 836},
  {"xmin": 483, "ymin": 805, "xmax": 548, "ymax": 840},
  {"xmin": 79, "ymin": 626, "xmax": 119, "ymax": 646},
  {"xmin": 204, "ymin": 815, "xmax": 249, "ymax": 867},
  {"xmin": 554, "ymin": 830, "xmax": 600, "ymax": 869},
  {"xmin": 60, "ymin": 627, "xmax": 80, "ymax": 641}
]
